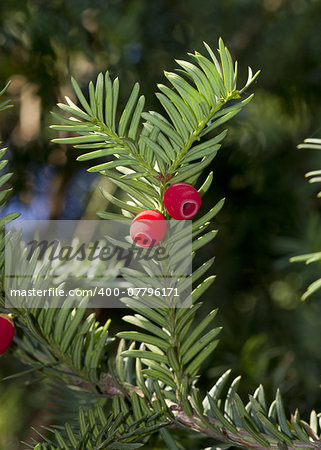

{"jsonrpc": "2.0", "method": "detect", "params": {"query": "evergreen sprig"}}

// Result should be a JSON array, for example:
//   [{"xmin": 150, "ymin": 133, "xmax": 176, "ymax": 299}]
[
  {"xmin": 25, "ymin": 404, "xmax": 168, "ymax": 450},
  {"xmin": 0, "ymin": 81, "xmax": 20, "ymax": 231},
  {"xmin": 290, "ymin": 138, "xmax": 321, "ymax": 300},
  {"xmin": 0, "ymin": 82, "xmax": 20, "ymax": 287},
  {"xmin": 50, "ymin": 37, "xmax": 259, "ymax": 216},
  {"xmin": 1, "ymin": 41, "xmax": 321, "ymax": 449}
]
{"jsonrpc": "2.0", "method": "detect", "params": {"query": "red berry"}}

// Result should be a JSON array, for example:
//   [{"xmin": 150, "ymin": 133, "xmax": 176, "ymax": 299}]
[
  {"xmin": 163, "ymin": 182, "xmax": 201, "ymax": 220},
  {"xmin": 0, "ymin": 314, "xmax": 15, "ymax": 355},
  {"xmin": 130, "ymin": 210, "xmax": 167, "ymax": 247}
]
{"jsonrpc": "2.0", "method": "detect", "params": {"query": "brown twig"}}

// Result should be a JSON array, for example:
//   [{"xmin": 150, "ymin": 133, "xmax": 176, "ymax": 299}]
[{"xmin": 72, "ymin": 370, "xmax": 321, "ymax": 449}]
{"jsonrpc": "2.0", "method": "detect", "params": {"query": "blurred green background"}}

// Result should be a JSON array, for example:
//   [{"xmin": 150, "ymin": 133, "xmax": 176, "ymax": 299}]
[{"xmin": 0, "ymin": 0, "xmax": 321, "ymax": 448}]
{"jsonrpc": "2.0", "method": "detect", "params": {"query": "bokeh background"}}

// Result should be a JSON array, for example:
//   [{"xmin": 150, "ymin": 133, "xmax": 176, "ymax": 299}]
[{"xmin": 0, "ymin": 0, "xmax": 321, "ymax": 448}]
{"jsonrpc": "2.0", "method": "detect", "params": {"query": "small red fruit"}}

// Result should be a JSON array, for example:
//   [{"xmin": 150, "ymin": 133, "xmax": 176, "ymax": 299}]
[
  {"xmin": 130, "ymin": 210, "xmax": 167, "ymax": 247},
  {"xmin": 163, "ymin": 182, "xmax": 201, "ymax": 220},
  {"xmin": 0, "ymin": 314, "xmax": 15, "ymax": 355}
]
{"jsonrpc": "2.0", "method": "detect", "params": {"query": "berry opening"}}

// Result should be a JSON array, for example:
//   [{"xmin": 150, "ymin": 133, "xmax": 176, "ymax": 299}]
[
  {"xmin": 134, "ymin": 232, "xmax": 153, "ymax": 247},
  {"xmin": 182, "ymin": 201, "xmax": 198, "ymax": 218}
]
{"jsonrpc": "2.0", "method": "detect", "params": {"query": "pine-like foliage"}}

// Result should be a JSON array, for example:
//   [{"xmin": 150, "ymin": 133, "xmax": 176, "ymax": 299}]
[
  {"xmin": 1, "ymin": 40, "xmax": 321, "ymax": 449},
  {"xmin": 0, "ymin": 82, "xmax": 20, "ymax": 281},
  {"xmin": 27, "ymin": 405, "xmax": 167, "ymax": 450},
  {"xmin": 50, "ymin": 38, "xmax": 258, "ymax": 220},
  {"xmin": 290, "ymin": 138, "xmax": 321, "ymax": 300},
  {"xmin": 0, "ymin": 82, "xmax": 19, "ymax": 229}
]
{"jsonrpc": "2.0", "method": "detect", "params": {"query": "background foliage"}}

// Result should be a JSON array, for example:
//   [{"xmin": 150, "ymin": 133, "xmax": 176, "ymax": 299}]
[{"xmin": 0, "ymin": 0, "xmax": 321, "ymax": 448}]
